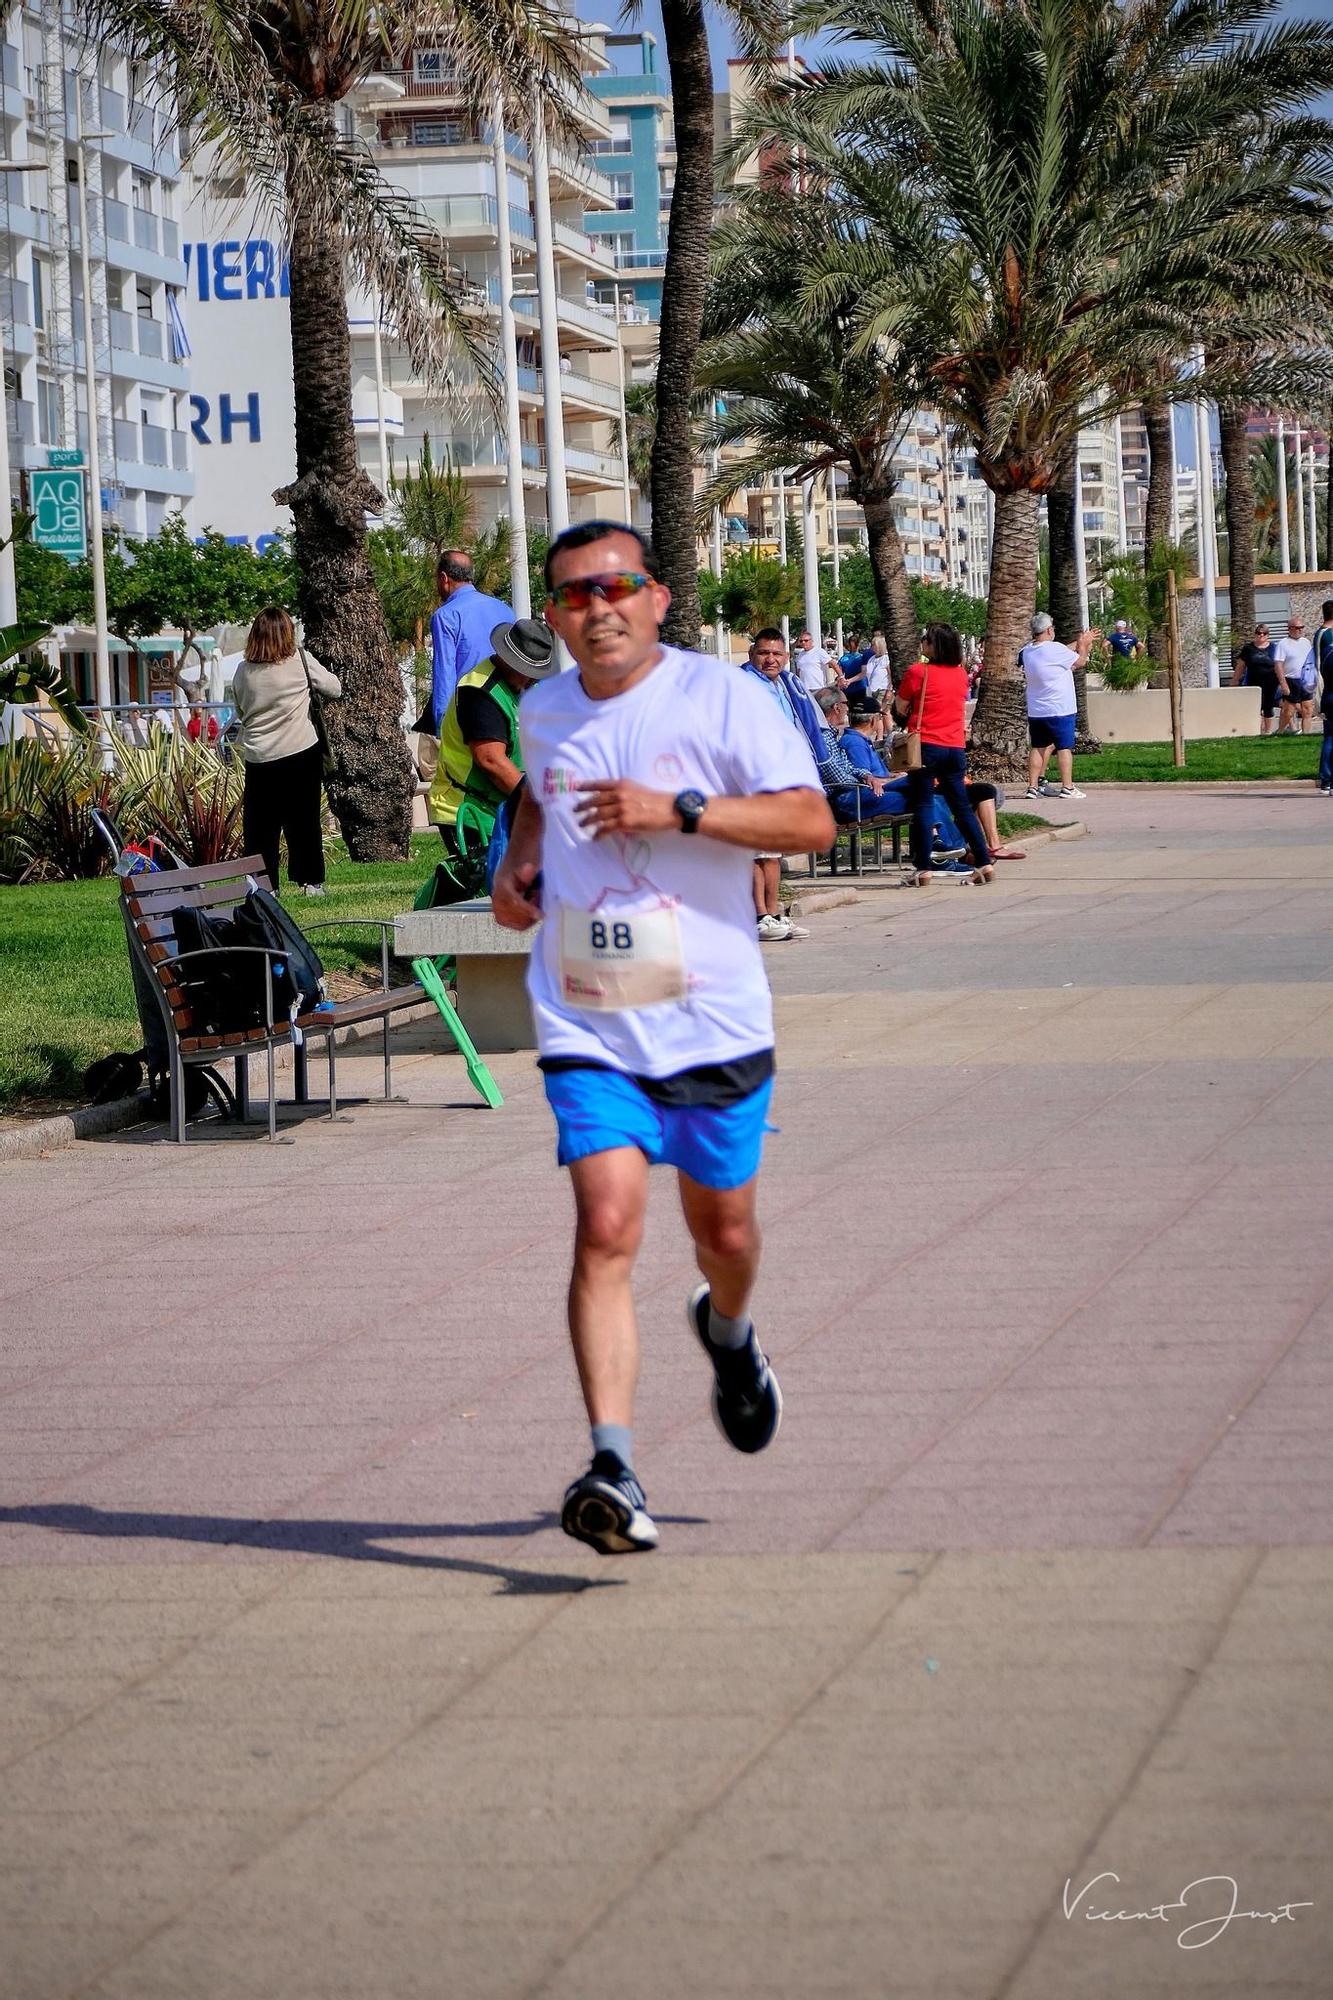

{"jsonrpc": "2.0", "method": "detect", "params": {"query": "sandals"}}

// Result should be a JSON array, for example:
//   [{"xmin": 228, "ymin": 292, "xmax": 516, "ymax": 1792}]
[{"xmin": 990, "ymin": 846, "xmax": 1027, "ymax": 861}]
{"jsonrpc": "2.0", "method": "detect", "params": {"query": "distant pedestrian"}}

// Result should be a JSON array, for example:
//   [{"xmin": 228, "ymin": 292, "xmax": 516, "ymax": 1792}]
[
  {"xmin": 428, "ymin": 550, "xmax": 514, "ymax": 732},
  {"xmin": 792, "ymin": 629, "xmax": 832, "ymax": 696},
  {"xmin": 1107, "ymin": 619, "xmax": 1141, "ymax": 659},
  {"xmin": 1276, "ymin": 615, "xmax": 1316, "ymax": 735},
  {"xmin": 1316, "ymin": 601, "xmax": 1333, "ymax": 793},
  {"xmin": 1019, "ymin": 612, "xmax": 1097, "ymax": 801},
  {"xmin": 1231, "ymin": 623, "xmax": 1280, "ymax": 734},
  {"xmin": 186, "ymin": 704, "xmax": 219, "ymax": 746},
  {"xmin": 893, "ymin": 622, "xmax": 994, "ymax": 885},
  {"xmin": 231, "ymin": 607, "xmax": 342, "ymax": 896}
]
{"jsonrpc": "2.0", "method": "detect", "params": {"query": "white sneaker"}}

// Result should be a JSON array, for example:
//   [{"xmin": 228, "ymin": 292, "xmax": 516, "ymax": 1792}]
[
  {"xmin": 1056, "ymin": 785, "xmax": 1086, "ymax": 800},
  {"xmin": 783, "ymin": 918, "xmax": 810, "ymax": 937},
  {"xmin": 757, "ymin": 913, "xmax": 791, "ymax": 941},
  {"xmin": 1023, "ymin": 784, "xmax": 1046, "ymax": 800},
  {"xmin": 301, "ymin": 883, "xmax": 327, "ymax": 897}
]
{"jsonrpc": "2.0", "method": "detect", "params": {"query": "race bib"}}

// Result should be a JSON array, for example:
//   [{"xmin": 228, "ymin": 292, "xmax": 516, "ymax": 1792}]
[{"xmin": 559, "ymin": 904, "xmax": 686, "ymax": 1011}]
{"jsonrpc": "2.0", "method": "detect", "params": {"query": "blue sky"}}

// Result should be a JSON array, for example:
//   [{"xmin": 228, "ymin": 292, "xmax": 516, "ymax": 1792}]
[{"xmin": 576, "ymin": 0, "xmax": 1333, "ymax": 96}]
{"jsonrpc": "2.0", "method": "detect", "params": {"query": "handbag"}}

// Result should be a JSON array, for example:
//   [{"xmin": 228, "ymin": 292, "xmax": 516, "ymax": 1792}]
[
  {"xmin": 899, "ymin": 662, "xmax": 930, "ymax": 772},
  {"xmin": 299, "ymin": 646, "xmax": 336, "ymax": 778}
]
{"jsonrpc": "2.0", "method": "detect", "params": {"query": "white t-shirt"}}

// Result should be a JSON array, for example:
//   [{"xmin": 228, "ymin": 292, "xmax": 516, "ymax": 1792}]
[
  {"xmin": 1276, "ymin": 635, "xmax": 1315, "ymax": 689},
  {"xmin": 518, "ymin": 645, "xmax": 821, "ymax": 1077},
  {"xmin": 793, "ymin": 647, "xmax": 831, "ymax": 695},
  {"xmin": 864, "ymin": 655, "xmax": 890, "ymax": 697},
  {"xmin": 1020, "ymin": 639, "xmax": 1079, "ymax": 718}
]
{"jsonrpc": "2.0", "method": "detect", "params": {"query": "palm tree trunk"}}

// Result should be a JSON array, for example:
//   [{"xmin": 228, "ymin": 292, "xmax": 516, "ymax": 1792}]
[
  {"xmin": 652, "ymin": 0, "xmax": 713, "ymax": 649},
  {"xmin": 275, "ymin": 144, "xmax": 414, "ymax": 862},
  {"xmin": 860, "ymin": 490, "xmax": 918, "ymax": 682},
  {"xmin": 970, "ymin": 486, "xmax": 1041, "ymax": 778},
  {"xmin": 1142, "ymin": 401, "xmax": 1174, "ymax": 664},
  {"xmin": 1217, "ymin": 402, "xmax": 1255, "ymax": 674}
]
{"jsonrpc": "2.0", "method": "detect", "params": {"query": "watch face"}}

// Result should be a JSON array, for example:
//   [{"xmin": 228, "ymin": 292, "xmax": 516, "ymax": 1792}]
[{"xmin": 675, "ymin": 789, "xmax": 706, "ymax": 829}]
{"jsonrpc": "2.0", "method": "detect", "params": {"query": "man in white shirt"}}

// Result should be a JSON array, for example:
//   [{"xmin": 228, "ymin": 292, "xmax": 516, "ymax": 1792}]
[
  {"xmin": 1276, "ymin": 615, "xmax": 1316, "ymax": 735},
  {"xmin": 792, "ymin": 630, "xmax": 832, "ymax": 696},
  {"xmin": 1019, "ymin": 612, "xmax": 1099, "ymax": 800},
  {"xmin": 494, "ymin": 523, "xmax": 833, "ymax": 1556}
]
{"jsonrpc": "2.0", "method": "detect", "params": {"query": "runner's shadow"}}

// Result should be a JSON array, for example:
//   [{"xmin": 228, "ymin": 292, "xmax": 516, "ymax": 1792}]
[{"xmin": 0, "ymin": 1502, "xmax": 640, "ymax": 1596}]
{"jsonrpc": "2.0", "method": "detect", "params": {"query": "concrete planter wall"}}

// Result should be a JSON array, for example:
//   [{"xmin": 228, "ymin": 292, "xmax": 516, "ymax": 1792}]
[{"xmin": 1087, "ymin": 686, "xmax": 1262, "ymax": 743}]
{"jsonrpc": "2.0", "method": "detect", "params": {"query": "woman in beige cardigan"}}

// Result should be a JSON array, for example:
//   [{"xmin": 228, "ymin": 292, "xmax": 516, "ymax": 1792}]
[{"xmin": 231, "ymin": 607, "xmax": 342, "ymax": 895}]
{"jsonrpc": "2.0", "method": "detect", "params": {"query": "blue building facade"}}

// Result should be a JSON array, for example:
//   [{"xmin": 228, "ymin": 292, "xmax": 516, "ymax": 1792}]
[{"xmin": 583, "ymin": 33, "xmax": 672, "ymax": 323}]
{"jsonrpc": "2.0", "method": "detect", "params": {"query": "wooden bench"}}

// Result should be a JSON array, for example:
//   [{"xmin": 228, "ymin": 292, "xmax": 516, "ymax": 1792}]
[{"xmin": 120, "ymin": 855, "xmax": 431, "ymax": 1143}]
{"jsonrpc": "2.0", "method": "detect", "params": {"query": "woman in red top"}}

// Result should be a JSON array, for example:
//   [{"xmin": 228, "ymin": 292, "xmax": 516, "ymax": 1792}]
[{"xmin": 893, "ymin": 622, "xmax": 993, "ymax": 884}]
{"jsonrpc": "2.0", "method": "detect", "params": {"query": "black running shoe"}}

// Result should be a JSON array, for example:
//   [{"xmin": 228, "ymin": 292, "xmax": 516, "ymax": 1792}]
[
  {"xmin": 687, "ymin": 1284, "xmax": 783, "ymax": 1453},
  {"xmin": 561, "ymin": 1452, "xmax": 659, "ymax": 1555}
]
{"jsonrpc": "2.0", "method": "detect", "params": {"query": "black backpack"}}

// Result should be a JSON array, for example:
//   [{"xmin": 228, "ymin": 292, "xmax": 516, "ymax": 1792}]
[{"xmin": 168, "ymin": 888, "xmax": 325, "ymax": 1038}]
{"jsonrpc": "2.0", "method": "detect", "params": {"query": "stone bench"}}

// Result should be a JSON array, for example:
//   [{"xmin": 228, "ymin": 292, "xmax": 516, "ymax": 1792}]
[{"xmin": 393, "ymin": 900, "xmax": 535, "ymax": 1053}]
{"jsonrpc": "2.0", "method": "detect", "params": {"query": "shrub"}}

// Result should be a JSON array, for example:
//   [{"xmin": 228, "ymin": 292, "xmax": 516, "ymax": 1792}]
[{"xmin": 118, "ymin": 737, "xmax": 245, "ymax": 866}]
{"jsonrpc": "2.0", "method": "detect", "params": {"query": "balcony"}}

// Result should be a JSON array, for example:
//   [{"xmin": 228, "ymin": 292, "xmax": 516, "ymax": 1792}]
[
  {"xmin": 172, "ymin": 430, "xmax": 188, "ymax": 470},
  {"xmin": 371, "ymin": 63, "xmax": 462, "ymax": 100},
  {"xmin": 114, "ymin": 418, "xmax": 139, "ymax": 463},
  {"xmin": 109, "ymin": 307, "xmax": 135, "ymax": 350},
  {"xmin": 133, "ymin": 208, "xmax": 160, "ymax": 253},
  {"xmin": 104, "ymin": 198, "xmax": 130, "ymax": 244},
  {"xmin": 0, "ymin": 42, "xmax": 17, "ymax": 89},
  {"xmin": 565, "ymin": 445, "xmax": 623, "ymax": 485},
  {"xmin": 141, "ymin": 422, "xmax": 169, "ymax": 466},
  {"xmin": 161, "ymin": 216, "xmax": 178, "ymax": 258},
  {"xmin": 100, "ymin": 85, "xmax": 125, "ymax": 131},
  {"xmin": 137, "ymin": 316, "xmax": 163, "ymax": 358},
  {"xmin": 0, "ymin": 275, "xmax": 31, "ymax": 327},
  {"xmin": 130, "ymin": 100, "xmax": 155, "ymax": 146},
  {"xmin": 7, "ymin": 398, "xmax": 35, "ymax": 446},
  {"xmin": 613, "ymin": 246, "xmax": 667, "ymax": 270},
  {"xmin": 559, "ymin": 370, "xmax": 621, "ymax": 415},
  {"xmin": 552, "ymin": 218, "xmax": 614, "ymax": 267},
  {"xmin": 554, "ymin": 291, "xmax": 619, "ymax": 347}
]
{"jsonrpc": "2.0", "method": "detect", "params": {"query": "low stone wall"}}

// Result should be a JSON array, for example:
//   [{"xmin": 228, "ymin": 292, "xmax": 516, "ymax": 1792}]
[
  {"xmin": 1179, "ymin": 569, "xmax": 1333, "ymax": 682},
  {"xmin": 1087, "ymin": 686, "xmax": 1262, "ymax": 743}
]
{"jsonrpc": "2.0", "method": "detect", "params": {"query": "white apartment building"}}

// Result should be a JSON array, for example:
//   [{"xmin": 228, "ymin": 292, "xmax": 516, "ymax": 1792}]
[
  {"xmin": 1, "ymin": 9, "xmax": 192, "ymax": 544},
  {"xmin": 180, "ymin": 36, "xmax": 630, "ymax": 547}
]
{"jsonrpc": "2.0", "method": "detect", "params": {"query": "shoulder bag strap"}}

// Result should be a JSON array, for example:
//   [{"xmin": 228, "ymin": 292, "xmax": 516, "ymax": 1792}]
[{"xmin": 913, "ymin": 662, "xmax": 930, "ymax": 732}]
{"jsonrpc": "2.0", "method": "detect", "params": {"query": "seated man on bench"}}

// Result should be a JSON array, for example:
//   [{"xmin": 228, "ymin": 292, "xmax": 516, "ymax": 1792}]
[{"xmin": 813, "ymin": 688, "xmax": 911, "ymax": 823}]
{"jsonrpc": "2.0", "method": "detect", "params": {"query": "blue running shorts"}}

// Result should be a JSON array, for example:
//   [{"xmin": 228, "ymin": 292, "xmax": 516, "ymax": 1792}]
[
  {"xmin": 541, "ymin": 1065, "xmax": 775, "ymax": 1189},
  {"xmin": 1028, "ymin": 712, "xmax": 1077, "ymax": 752}
]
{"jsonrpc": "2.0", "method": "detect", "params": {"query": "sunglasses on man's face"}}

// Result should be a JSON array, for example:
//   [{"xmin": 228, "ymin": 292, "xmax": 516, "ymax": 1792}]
[{"xmin": 548, "ymin": 570, "xmax": 651, "ymax": 612}]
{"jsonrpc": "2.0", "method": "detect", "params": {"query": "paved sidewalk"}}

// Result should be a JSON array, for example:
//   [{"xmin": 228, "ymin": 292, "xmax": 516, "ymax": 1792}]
[{"xmin": 3, "ymin": 787, "xmax": 1331, "ymax": 1998}]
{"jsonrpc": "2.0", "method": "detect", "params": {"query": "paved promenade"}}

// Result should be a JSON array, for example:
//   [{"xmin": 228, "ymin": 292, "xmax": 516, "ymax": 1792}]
[{"xmin": 3, "ymin": 786, "xmax": 1331, "ymax": 1998}]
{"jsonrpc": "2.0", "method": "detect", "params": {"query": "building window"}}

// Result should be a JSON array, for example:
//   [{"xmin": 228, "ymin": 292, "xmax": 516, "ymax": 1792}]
[
  {"xmin": 412, "ymin": 118, "xmax": 465, "ymax": 146},
  {"xmin": 413, "ymin": 49, "xmax": 456, "ymax": 85},
  {"xmin": 658, "ymin": 166, "xmax": 674, "ymax": 212},
  {"xmin": 590, "ymin": 115, "xmax": 632, "ymax": 156},
  {"xmin": 31, "ymin": 257, "xmax": 45, "ymax": 331},
  {"xmin": 36, "ymin": 376, "xmax": 60, "ymax": 446},
  {"xmin": 136, "ymin": 279, "xmax": 154, "ymax": 318},
  {"xmin": 609, "ymin": 172, "xmax": 634, "ymax": 211},
  {"xmin": 131, "ymin": 170, "xmax": 154, "ymax": 213}
]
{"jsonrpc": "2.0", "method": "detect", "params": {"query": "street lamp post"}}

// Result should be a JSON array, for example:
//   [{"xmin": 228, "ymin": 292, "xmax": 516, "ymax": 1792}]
[
  {"xmin": 801, "ymin": 473, "xmax": 820, "ymax": 648},
  {"xmin": 74, "ymin": 96, "xmax": 113, "ymax": 763},
  {"xmin": 612, "ymin": 279, "xmax": 632, "ymax": 525},
  {"xmin": 1294, "ymin": 421, "xmax": 1307, "ymax": 573},
  {"xmin": 1071, "ymin": 440, "xmax": 1090, "ymax": 630},
  {"xmin": 369, "ymin": 282, "xmax": 390, "ymax": 507},
  {"xmin": 529, "ymin": 99, "xmax": 568, "ymax": 540},
  {"xmin": 776, "ymin": 469, "xmax": 790, "ymax": 649},
  {"xmin": 1193, "ymin": 360, "xmax": 1218, "ymax": 687},
  {"xmin": 0, "ymin": 157, "xmax": 43, "ymax": 629},
  {"xmin": 492, "ymin": 101, "xmax": 530, "ymax": 616},
  {"xmin": 827, "ymin": 464, "xmax": 842, "ymax": 652},
  {"xmin": 1276, "ymin": 417, "xmax": 1291, "ymax": 575},
  {"xmin": 1308, "ymin": 445, "xmax": 1319, "ymax": 572}
]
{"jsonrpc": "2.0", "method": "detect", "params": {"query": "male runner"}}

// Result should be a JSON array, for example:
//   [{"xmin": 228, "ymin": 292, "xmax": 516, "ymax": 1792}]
[{"xmin": 493, "ymin": 522, "xmax": 834, "ymax": 1554}]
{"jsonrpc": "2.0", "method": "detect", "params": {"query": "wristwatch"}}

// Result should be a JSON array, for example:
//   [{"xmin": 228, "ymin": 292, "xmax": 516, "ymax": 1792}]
[{"xmin": 673, "ymin": 789, "xmax": 707, "ymax": 834}]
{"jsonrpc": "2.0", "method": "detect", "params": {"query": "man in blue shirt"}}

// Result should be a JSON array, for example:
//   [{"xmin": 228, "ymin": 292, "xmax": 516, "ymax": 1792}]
[{"xmin": 429, "ymin": 550, "xmax": 514, "ymax": 731}]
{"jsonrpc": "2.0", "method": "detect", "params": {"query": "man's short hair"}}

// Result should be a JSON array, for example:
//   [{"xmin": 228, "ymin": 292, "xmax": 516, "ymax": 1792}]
[
  {"xmin": 438, "ymin": 550, "xmax": 474, "ymax": 583},
  {"xmin": 1324, "ymin": 600, "xmax": 1333, "ymax": 620},
  {"xmin": 543, "ymin": 520, "xmax": 659, "ymax": 591},
  {"xmin": 814, "ymin": 686, "xmax": 844, "ymax": 715},
  {"xmin": 1030, "ymin": 612, "xmax": 1054, "ymax": 638},
  {"xmin": 751, "ymin": 626, "xmax": 784, "ymax": 647}
]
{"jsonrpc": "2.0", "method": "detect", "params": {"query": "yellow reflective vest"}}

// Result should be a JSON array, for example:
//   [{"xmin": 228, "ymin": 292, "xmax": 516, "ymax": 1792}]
[{"xmin": 427, "ymin": 661, "xmax": 521, "ymax": 831}]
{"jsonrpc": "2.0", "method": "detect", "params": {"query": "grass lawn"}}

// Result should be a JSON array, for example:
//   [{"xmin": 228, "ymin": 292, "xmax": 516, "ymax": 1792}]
[
  {"xmin": 0, "ymin": 836, "xmax": 443, "ymax": 1113},
  {"xmin": 2, "ymin": 811, "xmax": 1062, "ymax": 1112},
  {"xmin": 1073, "ymin": 734, "xmax": 1323, "ymax": 783}
]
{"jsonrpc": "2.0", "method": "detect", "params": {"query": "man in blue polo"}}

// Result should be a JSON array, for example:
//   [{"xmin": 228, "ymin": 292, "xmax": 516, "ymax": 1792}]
[{"xmin": 429, "ymin": 549, "xmax": 514, "ymax": 731}]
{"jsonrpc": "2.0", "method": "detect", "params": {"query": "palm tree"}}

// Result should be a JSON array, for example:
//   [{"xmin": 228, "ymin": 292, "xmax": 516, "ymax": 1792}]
[
  {"xmin": 741, "ymin": 0, "xmax": 1333, "ymax": 771},
  {"xmin": 609, "ymin": 384, "xmax": 658, "ymax": 506},
  {"xmin": 651, "ymin": 0, "xmax": 783, "ymax": 649},
  {"xmin": 85, "ymin": 2, "xmax": 578, "ymax": 856},
  {"xmin": 697, "ymin": 190, "xmax": 923, "ymax": 674}
]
